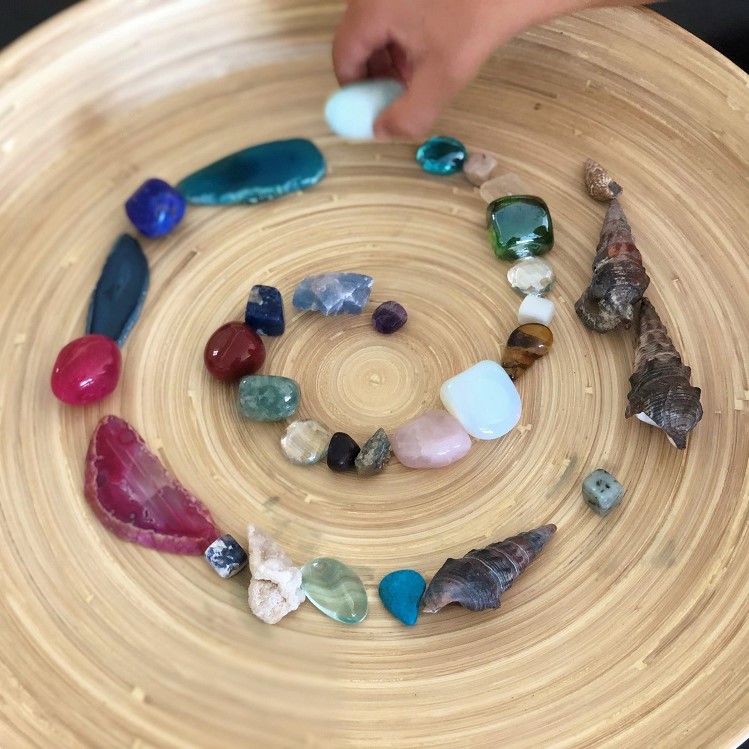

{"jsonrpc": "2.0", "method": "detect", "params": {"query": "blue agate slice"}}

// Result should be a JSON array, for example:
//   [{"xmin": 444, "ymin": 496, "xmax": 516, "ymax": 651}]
[
  {"xmin": 176, "ymin": 139, "xmax": 326, "ymax": 205},
  {"xmin": 86, "ymin": 234, "xmax": 149, "ymax": 347}
]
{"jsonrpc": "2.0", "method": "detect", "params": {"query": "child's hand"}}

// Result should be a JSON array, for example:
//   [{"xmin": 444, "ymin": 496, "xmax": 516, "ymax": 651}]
[{"xmin": 332, "ymin": 0, "xmax": 648, "ymax": 140}]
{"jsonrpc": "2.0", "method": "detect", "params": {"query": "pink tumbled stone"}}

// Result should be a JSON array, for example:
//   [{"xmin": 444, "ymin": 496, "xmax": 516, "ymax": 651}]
[
  {"xmin": 391, "ymin": 410, "xmax": 472, "ymax": 469},
  {"xmin": 51, "ymin": 335, "xmax": 122, "ymax": 405}
]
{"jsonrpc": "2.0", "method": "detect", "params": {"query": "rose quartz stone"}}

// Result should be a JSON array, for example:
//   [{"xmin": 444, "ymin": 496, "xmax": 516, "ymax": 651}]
[
  {"xmin": 51, "ymin": 334, "xmax": 122, "ymax": 405},
  {"xmin": 391, "ymin": 411, "xmax": 472, "ymax": 469}
]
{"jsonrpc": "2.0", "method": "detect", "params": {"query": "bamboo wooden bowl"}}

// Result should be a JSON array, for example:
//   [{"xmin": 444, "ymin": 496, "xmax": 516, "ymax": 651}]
[{"xmin": 1, "ymin": 2, "xmax": 748, "ymax": 747}]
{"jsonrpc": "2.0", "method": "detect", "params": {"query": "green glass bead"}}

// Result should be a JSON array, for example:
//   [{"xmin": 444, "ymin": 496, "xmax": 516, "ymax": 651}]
[
  {"xmin": 486, "ymin": 195, "xmax": 554, "ymax": 261},
  {"xmin": 237, "ymin": 375, "xmax": 300, "ymax": 421},
  {"xmin": 301, "ymin": 557, "xmax": 368, "ymax": 624}
]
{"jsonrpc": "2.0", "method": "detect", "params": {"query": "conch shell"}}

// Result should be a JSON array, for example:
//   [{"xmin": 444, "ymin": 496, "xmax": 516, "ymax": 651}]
[
  {"xmin": 575, "ymin": 200, "xmax": 650, "ymax": 332},
  {"xmin": 422, "ymin": 524, "xmax": 556, "ymax": 614},
  {"xmin": 626, "ymin": 298, "xmax": 703, "ymax": 449},
  {"xmin": 584, "ymin": 158, "xmax": 622, "ymax": 202}
]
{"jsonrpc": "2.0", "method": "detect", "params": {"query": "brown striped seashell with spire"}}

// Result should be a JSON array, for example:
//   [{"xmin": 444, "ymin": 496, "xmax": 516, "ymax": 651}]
[{"xmin": 584, "ymin": 158, "xmax": 623, "ymax": 202}]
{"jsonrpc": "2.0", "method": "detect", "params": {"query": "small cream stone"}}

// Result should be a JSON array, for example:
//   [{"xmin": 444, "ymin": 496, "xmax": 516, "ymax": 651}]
[
  {"xmin": 518, "ymin": 295, "xmax": 556, "ymax": 326},
  {"xmin": 463, "ymin": 152, "xmax": 498, "ymax": 186},
  {"xmin": 480, "ymin": 172, "xmax": 534, "ymax": 203}
]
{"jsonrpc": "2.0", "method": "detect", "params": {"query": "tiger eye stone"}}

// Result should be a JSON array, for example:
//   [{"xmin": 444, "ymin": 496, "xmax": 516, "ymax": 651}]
[{"xmin": 501, "ymin": 324, "xmax": 553, "ymax": 380}]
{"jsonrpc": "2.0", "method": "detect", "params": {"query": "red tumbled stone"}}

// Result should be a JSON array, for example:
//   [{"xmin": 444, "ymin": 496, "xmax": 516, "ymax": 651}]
[
  {"xmin": 204, "ymin": 322, "xmax": 266, "ymax": 381},
  {"xmin": 51, "ymin": 334, "xmax": 122, "ymax": 405}
]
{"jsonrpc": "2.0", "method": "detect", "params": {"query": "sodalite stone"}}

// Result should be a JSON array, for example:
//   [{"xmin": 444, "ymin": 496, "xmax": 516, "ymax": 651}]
[
  {"xmin": 416, "ymin": 136, "xmax": 467, "ymax": 175},
  {"xmin": 125, "ymin": 178, "xmax": 186, "ymax": 238},
  {"xmin": 177, "ymin": 139, "xmax": 326, "ymax": 205},
  {"xmin": 245, "ymin": 285, "xmax": 285, "ymax": 336},
  {"xmin": 487, "ymin": 195, "xmax": 554, "ymax": 261},
  {"xmin": 301, "ymin": 557, "xmax": 368, "ymax": 625},
  {"xmin": 238, "ymin": 375, "xmax": 300, "ymax": 421},
  {"xmin": 582, "ymin": 469, "xmax": 625, "ymax": 516},
  {"xmin": 86, "ymin": 234, "xmax": 149, "ymax": 347},
  {"xmin": 293, "ymin": 272, "xmax": 373, "ymax": 316},
  {"xmin": 204, "ymin": 534, "xmax": 249, "ymax": 579},
  {"xmin": 378, "ymin": 570, "xmax": 426, "ymax": 626},
  {"xmin": 440, "ymin": 361, "xmax": 521, "ymax": 440}
]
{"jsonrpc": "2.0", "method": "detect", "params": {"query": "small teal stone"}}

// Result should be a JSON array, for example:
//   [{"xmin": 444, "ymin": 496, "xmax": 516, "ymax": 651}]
[
  {"xmin": 378, "ymin": 570, "xmax": 426, "ymax": 627},
  {"xmin": 177, "ymin": 139, "xmax": 326, "ymax": 205},
  {"xmin": 416, "ymin": 136, "xmax": 467, "ymax": 175},
  {"xmin": 238, "ymin": 375, "xmax": 300, "ymax": 421},
  {"xmin": 86, "ymin": 234, "xmax": 149, "ymax": 347},
  {"xmin": 293, "ymin": 272, "xmax": 373, "ymax": 316}
]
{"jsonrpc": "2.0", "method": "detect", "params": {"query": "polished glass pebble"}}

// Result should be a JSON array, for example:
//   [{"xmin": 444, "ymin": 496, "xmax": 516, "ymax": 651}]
[
  {"xmin": 501, "ymin": 324, "xmax": 553, "ymax": 381},
  {"xmin": 416, "ymin": 136, "xmax": 467, "ymax": 175},
  {"xmin": 281, "ymin": 420, "xmax": 331, "ymax": 466},
  {"xmin": 325, "ymin": 78, "xmax": 404, "ymax": 140},
  {"xmin": 204, "ymin": 322, "xmax": 266, "ymax": 382},
  {"xmin": 440, "ymin": 361, "xmax": 521, "ymax": 440},
  {"xmin": 391, "ymin": 411, "xmax": 472, "ymax": 469},
  {"xmin": 487, "ymin": 195, "xmax": 554, "ymax": 261},
  {"xmin": 378, "ymin": 570, "xmax": 426, "ymax": 627},
  {"xmin": 86, "ymin": 234, "xmax": 149, "ymax": 347},
  {"xmin": 372, "ymin": 301, "xmax": 407, "ymax": 334},
  {"xmin": 51, "ymin": 335, "xmax": 122, "ymax": 406},
  {"xmin": 177, "ymin": 139, "xmax": 326, "ymax": 205},
  {"xmin": 518, "ymin": 295, "xmax": 556, "ymax": 327},
  {"xmin": 125, "ymin": 178, "xmax": 186, "ymax": 238},
  {"xmin": 582, "ymin": 469, "xmax": 625, "ymax": 516},
  {"xmin": 204, "ymin": 534, "xmax": 249, "ymax": 579},
  {"xmin": 245, "ymin": 285, "xmax": 285, "ymax": 336},
  {"xmin": 301, "ymin": 557, "xmax": 368, "ymax": 624},
  {"xmin": 327, "ymin": 432, "xmax": 361, "ymax": 472},
  {"xmin": 293, "ymin": 272, "xmax": 373, "ymax": 316},
  {"xmin": 507, "ymin": 257, "xmax": 555, "ymax": 297},
  {"xmin": 238, "ymin": 375, "xmax": 300, "ymax": 421},
  {"xmin": 355, "ymin": 428, "xmax": 391, "ymax": 476}
]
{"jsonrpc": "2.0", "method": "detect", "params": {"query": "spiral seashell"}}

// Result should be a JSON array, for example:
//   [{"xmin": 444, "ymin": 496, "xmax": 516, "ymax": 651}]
[{"xmin": 584, "ymin": 158, "xmax": 623, "ymax": 202}]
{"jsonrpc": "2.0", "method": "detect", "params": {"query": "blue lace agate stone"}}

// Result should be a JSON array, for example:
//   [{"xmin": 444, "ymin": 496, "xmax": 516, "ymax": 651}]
[
  {"xmin": 125, "ymin": 178, "xmax": 186, "ymax": 237},
  {"xmin": 245, "ymin": 285, "xmax": 285, "ymax": 336},
  {"xmin": 86, "ymin": 234, "xmax": 149, "ymax": 347},
  {"xmin": 416, "ymin": 136, "xmax": 467, "ymax": 175},
  {"xmin": 177, "ymin": 139, "xmax": 326, "ymax": 205},
  {"xmin": 292, "ymin": 272, "xmax": 373, "ymax": 316}
]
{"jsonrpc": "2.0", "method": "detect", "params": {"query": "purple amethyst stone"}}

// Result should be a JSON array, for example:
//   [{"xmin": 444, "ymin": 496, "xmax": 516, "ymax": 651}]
[{"xmin": 372, "ymin": 301, "xmax": 408, "ymax": 334}]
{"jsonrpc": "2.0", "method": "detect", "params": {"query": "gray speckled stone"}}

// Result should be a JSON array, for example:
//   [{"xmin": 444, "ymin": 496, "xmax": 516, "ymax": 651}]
[
  {"xmin": 582, "ymin": 469, "xmax": 624, "ymax": 516},
  {"xmin": 204, "ymin": 534, "xmax": 249, "ymax": 578},
  {"xmin": 355, "ymin": 428, "xmax": 391, "ymax": 476}
]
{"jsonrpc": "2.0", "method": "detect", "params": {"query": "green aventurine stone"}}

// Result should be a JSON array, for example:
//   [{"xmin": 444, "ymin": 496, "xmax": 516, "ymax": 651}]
[
  {"xmin": 238, "ymin": 375, "xmax": 300, "ymax": 421},
  {"xmin": 301, "ymin": 557, "xmax": 368, "ymax": 624},
  {"xmin": 487, "ymin": 195, "xmax": 554, "ymax": 261}
]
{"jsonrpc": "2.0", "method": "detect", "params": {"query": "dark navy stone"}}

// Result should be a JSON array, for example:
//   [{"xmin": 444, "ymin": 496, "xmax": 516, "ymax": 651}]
[
  {"xmin": 204, "ymin": 534, "xmax": 249, "ymax": 579},
  {"xmin": 86, "ymin": 234, "xmax": 149, "ymax": 347},
  {"xmin": 327, "ymin": 433, "xmax": 360, "ymax": 472},
  {"xmin": 245, "ymin": 285, "xmax": 285, "ymax": 336},
  {"xmin": 378, "ymin": 570, "xmax": 426, "ymax": 626},
  {"xmin": 176, "ymin": 139, "xmax": 326, "ymax": 205},
  {"xmin": 125, "ymin": 178, "xmax": 186, "ymax": 238},
  {"xmin": 372, "ymin": 301, "xmax": 408, "ymax": 334}
]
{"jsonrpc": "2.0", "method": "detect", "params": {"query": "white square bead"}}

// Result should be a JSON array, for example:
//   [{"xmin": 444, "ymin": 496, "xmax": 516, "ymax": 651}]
[{"xmin": 518, "ymin": 295, "xmax": 555, "ymax": 326}]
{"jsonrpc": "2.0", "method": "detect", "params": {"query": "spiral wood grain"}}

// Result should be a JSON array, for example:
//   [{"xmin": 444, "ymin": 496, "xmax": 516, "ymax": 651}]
[{"xmin": 0, "ymin": 2, "xmax": 748, "ymax": 747}]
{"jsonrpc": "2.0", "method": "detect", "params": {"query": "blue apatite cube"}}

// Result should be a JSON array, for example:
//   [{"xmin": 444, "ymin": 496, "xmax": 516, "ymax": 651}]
[
  {"xmin": 582, "ymin": 469, "xmax": 625, "ymax": 516},
  {"xmin": 125, "ymin": 178, "xmax": 186, "ymax": 238},
  {"xmin": 245, "ymin": 285, "xmax": 285, "ymax": 336},
  {"xmin": 204, "ymin": 534, "xmax": 248, "ymax": 579}
]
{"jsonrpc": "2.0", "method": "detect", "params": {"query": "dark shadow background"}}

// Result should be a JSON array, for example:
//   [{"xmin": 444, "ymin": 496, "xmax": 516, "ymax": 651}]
[{"xmin": 0, "ymin": 0, "xmax": 748, "ymax": 72}]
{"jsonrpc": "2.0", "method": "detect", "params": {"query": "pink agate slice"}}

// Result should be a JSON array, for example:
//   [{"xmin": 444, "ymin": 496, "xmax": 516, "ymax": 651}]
[
  {"xmin": 84, "ymin": 415, "xmax": 219, "ymax": 554},
  {"xmin": 391, "ymin": 410, "xmax": 472, "ymax": 469}
]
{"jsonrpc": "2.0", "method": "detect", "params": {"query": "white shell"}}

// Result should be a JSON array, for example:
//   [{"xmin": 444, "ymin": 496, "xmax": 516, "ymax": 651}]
[
  {"xmin": 325, "ymin": 79, "xmax": 404, "ymax": 140},
  {"xmin": 518, "ymin": 295, "xmax": 555, "ymax": 326},
  {"xmin": 636, "ymin": 412, "xmax": 659, "ymax": 427}
]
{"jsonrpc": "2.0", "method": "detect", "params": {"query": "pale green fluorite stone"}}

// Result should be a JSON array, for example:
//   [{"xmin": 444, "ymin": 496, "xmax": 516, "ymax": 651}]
[
  {"xmin": 280, "ymin": 420, "xmax": 331, "ymax": 465},
  {"xmin": 301, "ymin": 557, "xmax": 368, "ymax": 624},
  {"xmin": 238, "ymin": 375, "xmax": 300, "ymax": 421}
]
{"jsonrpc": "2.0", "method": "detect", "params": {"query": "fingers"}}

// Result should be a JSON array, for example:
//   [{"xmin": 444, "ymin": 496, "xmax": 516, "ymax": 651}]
[{"xmin": 332, "ymin": 6, "xmax": 390, "ymax": 85}]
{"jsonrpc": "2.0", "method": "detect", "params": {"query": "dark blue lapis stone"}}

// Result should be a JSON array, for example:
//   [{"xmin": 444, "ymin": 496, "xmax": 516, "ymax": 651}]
[
  {"xmin": 245, "ymin": 285, "xmax": 285, "ymax": 336},
  {"xmin": 125, "ymin": 178, "xmax": 186, "ymax": 238},
  {"xmin": 176, "ymin": 139, "xmax": 326, "ymax": 205},
  {"xmin": 204, "ymin": 534, "xmax": 249, "ymax": 579},
  {"xmin": 85, "ymin": 234, "xmax": 149, "ymax": 347}
]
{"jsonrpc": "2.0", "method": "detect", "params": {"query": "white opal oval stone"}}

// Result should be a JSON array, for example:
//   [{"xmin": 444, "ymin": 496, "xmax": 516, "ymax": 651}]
[
  {"xmin": 325, "ymin": 79, "xmax": 405, "ymax": 140},
  {"xmin": 440, "ymin": 361, "xmax": 522, "ymax": 440},
  {"xmin": 518, "ymin": 295, "xmax": 556, "ymax": 326}
]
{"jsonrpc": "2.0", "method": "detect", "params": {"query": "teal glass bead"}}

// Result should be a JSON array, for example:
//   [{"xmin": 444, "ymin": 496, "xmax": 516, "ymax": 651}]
[
  {"xmin": 486, "ymin": 195, "xmax": 554, "ymax": 261},
  {"xmin": 301, "ymin": 557, "xmax": 368, "ymax": 624},
  {"xmin": 237, "ymin": 375, "xmax": 300, "ymax": 421},
  {"xmin": 416, "ymin": 136, "xmax": 467, "ymax": 175}
]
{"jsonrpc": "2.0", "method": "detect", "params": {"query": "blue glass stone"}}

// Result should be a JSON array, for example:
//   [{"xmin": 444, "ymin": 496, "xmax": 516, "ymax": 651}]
[
  {"xmin": 245, "ymin": 285, "xmax": 285, "ymax": 336},
  {"xmin": 85, "ymin": 234, "xmax": 149, "ymax": 347},
  {"xmin": 176, "ymin": 139, "xmax": 326, "ymax": 205},
  {"xmin": 204, "ymin": 534, "xmax": 249, "ymax": 579},
  {"xmin": 125, "ymin": 178, "xmax": 186, "ymax": 238},
  {"xmin": 292, "ymin": 272, "xmax": 373, "ymax": 316},
  {"xmin": 416, "ymin": 136, "xmax": 467, "ymax": 175},
  {"xmin": 378, "ymin": 570, "xmax": 426, "ymax": 627}
]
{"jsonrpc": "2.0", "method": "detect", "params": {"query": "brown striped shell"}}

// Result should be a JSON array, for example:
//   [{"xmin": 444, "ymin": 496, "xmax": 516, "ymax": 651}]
[{"xmin": 584, "ymin": 158, "xmax": 623, "ymax": 202}]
